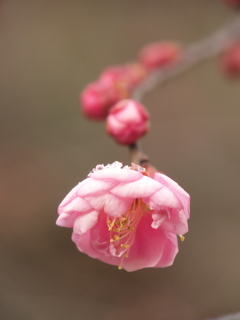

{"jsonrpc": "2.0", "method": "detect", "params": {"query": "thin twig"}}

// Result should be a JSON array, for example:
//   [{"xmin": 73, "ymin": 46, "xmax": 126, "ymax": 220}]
[
  {"xmin": 132, "ymin": 12, "xmax": 240, "ymax": 102},
  {"xmin": 204, "ymin": 311, "xmax": 240, "ymax": 320},
  {"xmin": 129, "ymin": 142, "xmax": 149, "ymax": 165},
  {"xmin": 129, "ymin": 12, "xmax": 240, "ymax": 167}
]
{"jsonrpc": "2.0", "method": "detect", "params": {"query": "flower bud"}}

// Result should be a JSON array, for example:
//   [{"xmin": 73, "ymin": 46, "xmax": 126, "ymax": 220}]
[
  {"xmin": 106, "ymin": 99, "xmax": 150, "ymax": 145},
  {"xmin": 80, "ymin": 81, "xmax": 122, "ymax": 120},
  {"xmin": 221, "ymin": 43, "xmax": 240, "ymax": 77},
  {"xmin": 138, "ymin": 41, "xmax": 182, "ymax": 71},
  {"xmin": 99, "ymin": 65, "xmax": 127, "ymax": 86},
  {"xmin": 123, "ymin": 62, "xmax": 147, "ymax": 88},
  {"xmin": 99, "ymin": 63, "xmax": 146, "ymax": 92},
  {"xmin": 223, "ymin": 0, "xmax": 240, "ymax": 5}
]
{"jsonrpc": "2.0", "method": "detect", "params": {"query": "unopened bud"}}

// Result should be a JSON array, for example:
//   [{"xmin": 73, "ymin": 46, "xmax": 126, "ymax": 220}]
[
  {"xmin": 221, "ymin": 43, "xmax": 240, "ymax": 77},
  {"xmin": 80, "ymin": 81, "xmax": 119, "ymax": 120},
  {"xmin": 138, "ymin": 41, "xmax": 182, "ymax": 71},
  {"xmin": 100, "ymin": 63, "xmax": 146, "ymax": 92},
  {"xmin": 106, "ymin": 99, "xmax": 150, "ymax": 145},
  {"xmin": 223, "ymin": 0, "xmax": 240, "ymax": 6}
]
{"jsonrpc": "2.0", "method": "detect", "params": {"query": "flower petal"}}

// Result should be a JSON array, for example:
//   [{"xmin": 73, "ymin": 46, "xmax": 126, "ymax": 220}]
[
  {"xmin": 57, "ymin": 195, "xmax": 93, "ymax": 227},
  {"xmin": 154, "ymin": 173, "xmax": 190, "ymax": 218},
  {"xmin": 56, "ymin": 211, "xmax": 79, "ymax": 228},
  {"xmin": 77, "ymin": 178, "xmax": 117, "ymax": 196},
  {"xmin": 151, "ymin": 210, "xmax": 168, "ymax": 229},
  {"xmin": 115, "ymin": 101, "xmax": 143, "ymax": 123},
  {"xmin": 162, "ymin": 209, "xmax": 188, "ymax": 235},
  {"xmin": 111, "ymin": 175, "xmax": 161, "ymax": 198},
  {"xmin": 154, "ymin": 232, "xmax": 178, "ymax": 268},
  {"xmin": 154, "ymin": 173, "xmax": 189, "ymax": 197},
  {"xmin": 58, "ymin": 182, "xmax": 83, "ymax": 209},
  {"xmin": 91, "ymin": 167, "xmax": 142, "ymax": 182},
  {"xmin": 72, "ymin": 225, "xmax": 121, "ymax": 267},
  {"xmin": 62, "ymin": 196, "xmax": 92, "ymax": 213},
  {"xmin": 72, "ymin": 231, "xmax": 99, "ymax": 258},
  {"xmin": 145, "ymin": 185, "xmax": 182, "ymax": 210},
  {"xmin": 152, "ymin": 209, "xmax": 188, "ymax": 235},
  {"xmin": 107, "ymin": 114, "xmax": 125, "ymax": 132},
  {"xmin": 73, "ymin": 210, "xmax": 99, "ymax": 235},
  {"xmin": 85, "ymin": 193, "xmax": 133, "ymax": 217},
  {"xmin": 121, "ymin": 214, "xmax": 168, "ymax": 271}
]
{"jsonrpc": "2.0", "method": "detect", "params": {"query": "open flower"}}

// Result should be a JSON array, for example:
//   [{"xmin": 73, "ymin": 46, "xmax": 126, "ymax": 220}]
[{"xmin": 57, "ymin": 162, "xmax": 190, "ymax": 272}]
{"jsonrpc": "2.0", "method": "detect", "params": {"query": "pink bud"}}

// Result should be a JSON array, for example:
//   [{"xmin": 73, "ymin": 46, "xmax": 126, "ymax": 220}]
[
  {"xmin": 223, "ymin": 0, "xmax": 240, "ymax": 5},
  {"xmin": 123, "ymin": 62, "xmax": 147, "ymax": 88},
  {"xmin": 99, "ymin": 63, "xmax": 147, "ymax": 91},
  {"xmin": 138, "ymin": 41, "xmax": 182, "ymax": 71},
  {"xmin": 106, "ymin": 99, "xmax": 150, "ymax": 145},
  {"xmin": 99, "ymin": 65, "xmax": 127, "ymax": 86},
  {"xmin": 222, "ymin": 43, "xmax": 240, "ymax": 77},
  {"xmin": 80, "ymin": 81, "xmax": 125, "ymax": 120}
]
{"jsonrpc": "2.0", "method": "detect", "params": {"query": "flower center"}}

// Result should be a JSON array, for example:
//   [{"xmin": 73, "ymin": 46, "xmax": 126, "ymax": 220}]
[{"xmin": 107, "ymin": 198, "xmax": 150, "ymax": 269}]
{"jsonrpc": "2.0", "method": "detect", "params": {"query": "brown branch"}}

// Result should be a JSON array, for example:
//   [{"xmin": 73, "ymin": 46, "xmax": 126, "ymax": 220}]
[
  {"xmin": 204, "ymin": 311, "xmax": 240, "ymax": 320},
  {"xmin": 129, "ymin": 142, "xmax": 158, "ymax": 176},
  {"xmin": 129, "ymin": 13, "xmax": 240, "ymax": 169},
  {"xmin": 129, "ymin": 142, "xmax": 149, "ymax": 165},
  {"xmin": 132, "ymin": 12, "xmax": 240, "ymax": 102}
]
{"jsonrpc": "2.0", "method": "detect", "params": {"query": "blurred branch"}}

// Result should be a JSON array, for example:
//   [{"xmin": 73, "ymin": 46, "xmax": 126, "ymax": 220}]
[
  {"xmin": 129, "ymin": 142, "xmax": 158, "ymax": 176},
  {"xmin": 129, "ymin": 142, "xmax": 149, "ymax": 165},
  {"xmin": 119, "ymin": 8, "xmax": 240, "ymax": 320},
  {"xmin": 132, "ymin": 12, "xmax": 240, "ymax": 101},
  {"xmin": 204, "ymin": 312, "xmax": 240, "ymax": 320}
]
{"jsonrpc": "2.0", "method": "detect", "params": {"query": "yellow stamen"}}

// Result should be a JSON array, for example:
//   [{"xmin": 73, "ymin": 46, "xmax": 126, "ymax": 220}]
[
  {"xmin": 107, "ymin": 198, "xmax": 150, "ymax": 270},
  {"xmin": 120, "ymin": 244, "xmax": 129, "ymax": 248},
  {"xmin": 179, "ymin": 235, "xmax": 185, "ymax": 242}
]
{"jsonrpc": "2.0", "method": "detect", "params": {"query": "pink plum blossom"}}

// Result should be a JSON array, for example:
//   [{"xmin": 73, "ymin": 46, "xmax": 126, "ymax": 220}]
[
  {"xmin": 57, "ymin": 162, "xmax": 190, "ymax": 272},
  {"xmin": 106, "ymin": 99, "xmax": 150, "ymax": 145},
  {"xmin": 138, "ymin": 41, "xmax": 182, "ymax": 71},
  {"xmin": 80, "ymin": 81, "xmax": 127, "ymax": 120}
]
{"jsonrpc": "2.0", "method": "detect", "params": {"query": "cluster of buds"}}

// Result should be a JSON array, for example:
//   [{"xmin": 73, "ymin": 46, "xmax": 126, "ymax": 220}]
[
  {"xmin": 80, "ymin": 41, "xmax": 181, "ymax": 145},
  {"xmin": 81, "ymin": 63, "xmax": 146, "ymax": 120}
]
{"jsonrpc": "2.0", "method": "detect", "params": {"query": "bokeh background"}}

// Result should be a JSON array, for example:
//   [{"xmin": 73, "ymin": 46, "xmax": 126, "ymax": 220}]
[{"xmin": 1, "ymin": 1, "xmax": 240, "ymax": 319}]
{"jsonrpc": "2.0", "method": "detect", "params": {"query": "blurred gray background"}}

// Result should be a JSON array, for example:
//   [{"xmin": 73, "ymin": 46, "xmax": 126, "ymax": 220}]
[{"xmin": 1, "ymin": 1, "xmax": 240, "ymax": 319}]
